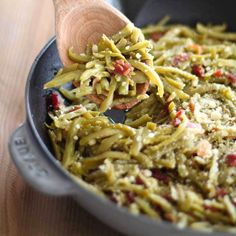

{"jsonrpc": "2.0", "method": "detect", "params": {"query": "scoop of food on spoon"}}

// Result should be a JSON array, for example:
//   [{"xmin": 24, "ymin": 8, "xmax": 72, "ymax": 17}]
[{"xmin": 52, "ymin": 0, "xmax": 151, "ymax": 120}]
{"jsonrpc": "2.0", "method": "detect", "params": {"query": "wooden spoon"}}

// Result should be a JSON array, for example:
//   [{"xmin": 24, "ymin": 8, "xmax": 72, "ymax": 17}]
[{"xmin": 53, "ymin": 0, "xmax": 131, "ymax": 66}]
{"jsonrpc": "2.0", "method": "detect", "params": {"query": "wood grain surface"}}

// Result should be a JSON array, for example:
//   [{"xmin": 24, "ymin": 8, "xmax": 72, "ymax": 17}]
[{"xmin": 0, "ymin": 1, "xmax": 121, "ymax": 235}]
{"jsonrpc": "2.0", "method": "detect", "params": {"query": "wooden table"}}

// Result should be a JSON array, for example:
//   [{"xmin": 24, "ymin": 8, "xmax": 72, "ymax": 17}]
[{"xmin": 0, "ymin": 1, "xmax": 121, "ymax": 235}]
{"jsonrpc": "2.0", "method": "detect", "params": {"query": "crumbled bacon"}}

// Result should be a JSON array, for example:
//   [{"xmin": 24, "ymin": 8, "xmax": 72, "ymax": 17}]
[
  {"xmin": 51, "ymin": 92, "xmax": 60, "ymax": 110},
  {"xmin": 214, "ymin": 70, "xmax": 223, "ymax": 78},
  {"xmin": 164, "ymin": 213, "xmax": 174, "ymax": 222},
  {"xmin": 72, "ymin": 80, "xmax": 80, "ymax": 87},
  {"xmin": 189, "ymin": 101, "xmax": 195, "ymax": 112},
  {"xmin": 114, "ymin": 59, "xmax": 133, "ymax": 76},
  {"xmin": 176, "ymin": 109, "xmax": 185, "ymax": 118},
  {"xmin": 159, "ymin": 103, "xmax": 170, "ymax": 118},
  {"xmin": 216, "ymin": 187, "xmax": 228, "ymax": 197},
  {"xmin": 151, "ymin": 169, "xmax": 170, "ymax": 184},
  {"xmin": 110, "ymin": 193, "xmax": 118, "ymax": 203},
  {"xmin": 112, "ymin": 99, "xmax": 140, "ymax": 110},
  {"xmin": 135, "ymin": 176, "xmax": 145, "ymax": 185},
  {"xmin": 125, "ymin": 191, "xmax": 135, "ymax": 204},
  {"xmin": 227, "ymin": 73, "xmax": 236, "ymax": 85},
  {"xmin": 150, "ymin": 32, "xmax": 165, "ymax": 41},
  {"xmin": 204, "ymin": 205, "xmax": 219, "ymax": 212},
  {"xmin": 162, "ymin": 193, "xmax": 173, "ymax": 202},
  {"xmin": 172, "ymin": 109, "xmax": 185, "ymax": 127},
  {"xmin": 225, "ymin": 154, "xmax": 236, "ymax": 167},
  {"xmin": 172, "ymin": 118, "xmax": 182, "ymax": 127},
  {"xmin": 172, "ymin": 53, "xmax": 189, "ymax": 67},
  {"xmin": 68, "ymin": 105, "xmax": 81, "ymax": 112},
  {"xmin": 192, "ymin": 65, "xmax": 205, "ymax": 78}
]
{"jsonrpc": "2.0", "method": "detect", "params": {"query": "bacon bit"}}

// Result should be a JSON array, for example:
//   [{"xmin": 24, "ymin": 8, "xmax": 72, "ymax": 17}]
[
  {"xmin": 51, "ymin": 92, "xmax": 60, "ymax": 110},
  {"xmin": 150, "ymin": 32, "xmax": 165, "ymax": 41},
  {"xmin": 176, "ymin": 109, "xmax": 185, "ymax": 118},
  {"xmin": 158, "ymin": 102, "xmax": 170, "ymax": 118},
  {"xmin": 87, "ymin": 81, "xmax": 149, "ymax": 110},
  {"xmin": 113, "ymin": 99, "xmax": 140, "ymax": 110},
  {"xmin": 197, "ymin": 140, "xmax": 212, "ymax": 158},
  {"xmin": 227, "ymin": 73, "xmax": 236, "ymax": 86},
  {"xmin": 189, "ymin": 101, "xmax": 195, "ymax": 112},
  {"xmin": 159, "ymin": 109, "xmax": 169, "ymax": 118},
  {"xmin": 136, "ymin": 81, "xmax": 149, "ymax": 95},
  {"xmin": 225, "ymin": 154, "xmax": 236, "ymax": 167},
  {"xmin": 211, "ymin": 127, "xmax": 220, "ymax": 132},
  {"xmin": 164, "ymin": 213, "xmax": 174, "ymax": 222},
  {"xmin": 110, "ymin": 193, "xmax": 118, "ymax": 203},
  {"xmin": 86, "ymin": 94, "xmax": 104, "ymax": 105},
  {"xmin": 187, "ymin": 44, "xmax": 203, "ymax": 54},
  {"xmin": 172, "ymin": 53, "xmax": 189, "ymax": 67},
  {"xmin": 204, "ymin": 205, "xmax": 219, "ymax": 212},
  {"xmin": 172, "ymin": 118, "xmax": 182, "ymax": 127},
  {"xmin": 214, "ymin": 70, "xmax": 223, "ymax": 78},
  {"xmin": 88, "ymin": 94, "xmax": 139, "ymax": 110},
  {"xmin": 191, "ymin": 160, "xmax": 198, "ymax": 169},
  {"xmin": 114, "ymin": 59, "xmax": 133, "ymax": 76},
  {"xmin": 151, "ymin": 169, "xmax": 170, "ymax": 184},
  {"xmin": 125, "ymin": 191, "xmax": 135, "ymax": 204},
  {"xmin": 135, "ymin": 176, "xmax": 145, "ymax": 185},
  {"xmin": 72, "ymin": 80, "xmax": 80, "ymax": 87},
  {"xmin": 192, "ymin": 65, "xmax": 205, "ymax": 78},
  {"xmin": 162, "ymin": 193, "xmax": 173, "ymax": 202},
  {"xmin": 172, "ymin": 109, "xmax": 185, "ymax": 127},
  {"xmin": 216, "ymin": 187, "xmax": 228, "ymax": 197},
  {"xmin": 68, "ymin": 105, "xmax": 81, "ymax": 112}
]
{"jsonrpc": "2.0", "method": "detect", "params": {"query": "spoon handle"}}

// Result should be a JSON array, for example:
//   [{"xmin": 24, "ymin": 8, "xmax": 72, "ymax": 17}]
[{"xmin": 53, "ymin": 0, "xmax": 103, "ymax": 9}]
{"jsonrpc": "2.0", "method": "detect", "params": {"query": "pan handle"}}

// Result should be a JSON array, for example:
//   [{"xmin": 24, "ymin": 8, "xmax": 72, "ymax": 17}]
[{"xmin": 8, "ymin": 123, "xmax": 75, "ymax": 196}]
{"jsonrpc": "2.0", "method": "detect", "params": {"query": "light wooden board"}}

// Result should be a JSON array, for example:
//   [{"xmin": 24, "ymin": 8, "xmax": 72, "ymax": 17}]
[{"xmin": 0, "ymin": 0, "xmax": 121, "ymax": 235}]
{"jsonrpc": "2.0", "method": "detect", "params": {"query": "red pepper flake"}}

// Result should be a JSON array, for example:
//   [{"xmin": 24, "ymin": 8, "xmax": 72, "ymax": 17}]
[
  {"xmin": 214, "ymin": 70, "xmax": 223, "ymax": 78},
  {"xmin": 192, "ymin": 65, "xmax": 205, "ymax": 78},
  {"xmin": 227, "ymin": 73, "xmax": 236, "ymax": 86},
  {"xmin": 150, "ymin": 32, "xmax": 165, "ymax": 41},
  {"xmin": 135, "ymin": 176, "xmax": 145, "ymax": 185},
  {"xmin": 225, "ymin": 154, "xmax": 236, "ymax": 167},
  {"xmin": 172, "ymin": 53, "xmax": 189, "ymax": 67},
  {"xmin": 51, "ymin": 92, "xmax": 60, "ymax": 110},
  {"xmin": 114, "ymin": 59, "xmax": 133, "ymax": 76},
  {"xmin": 151, "ymin": 169, "xmax": 170, "ymax": 184},
  {"xmin": 216, "ymin": 187, "xmax": 228, "ymax": 197},
  {"xmin": 125, "ymin": 191, "xmax": 135, "ymax": 204}
]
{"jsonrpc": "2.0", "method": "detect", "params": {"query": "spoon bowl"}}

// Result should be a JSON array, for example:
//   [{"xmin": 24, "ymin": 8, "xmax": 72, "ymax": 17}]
[{"xmin": 53, "ymin": 0, "xmax": 130, "ymax": 66}]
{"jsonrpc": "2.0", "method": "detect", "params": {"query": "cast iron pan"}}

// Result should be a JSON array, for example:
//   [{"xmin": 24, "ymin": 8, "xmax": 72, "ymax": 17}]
[{"xmin": 9, "ymin": 0, "xmax": 236, "ymax": 235}]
